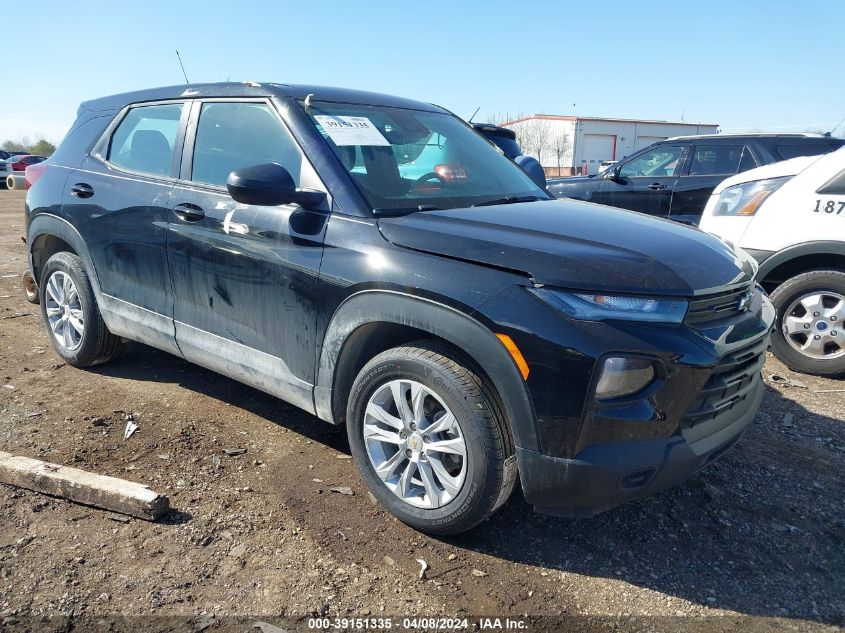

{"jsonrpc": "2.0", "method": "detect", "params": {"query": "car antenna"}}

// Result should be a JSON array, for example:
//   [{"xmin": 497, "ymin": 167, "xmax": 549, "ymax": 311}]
[
  {"xmin": 468, "ymin": 107, "xmax": 480, "ymax": 123},
  {"xmin": 175, "ymin": 50, "xmax": 190, "ymax": 85},
  {"xmin": 304, "ymin": 93, "xmax": 315, "ymax": 113},
  {"xmin": 825, "ymin": 115, "xmax": 845, "ymax": 137}
]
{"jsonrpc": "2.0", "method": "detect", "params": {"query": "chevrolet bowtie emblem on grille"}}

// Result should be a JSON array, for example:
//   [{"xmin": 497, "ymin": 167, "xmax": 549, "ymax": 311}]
[{"xmin": 737, "ymin": 291, "xmax": 753, "ymax": 312}]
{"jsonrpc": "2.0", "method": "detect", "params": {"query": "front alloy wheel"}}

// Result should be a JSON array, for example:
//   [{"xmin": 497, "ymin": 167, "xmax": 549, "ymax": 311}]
[
  {"xmin": 347, "ymin": 342, "xmax": 516, "ymax": 535},
  {"xmin": 363, "ymin": 379, "xmax": 467, "ymax": 509}
]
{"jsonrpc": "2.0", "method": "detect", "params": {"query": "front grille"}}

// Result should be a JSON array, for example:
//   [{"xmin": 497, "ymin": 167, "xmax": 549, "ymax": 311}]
[
  {"xmin": 686, "ymin": 284, "xmax": 754, "ymax": 325},
  {"xmin": 683, "ymin": 337, "xmax": 767, "ymax": 429}
]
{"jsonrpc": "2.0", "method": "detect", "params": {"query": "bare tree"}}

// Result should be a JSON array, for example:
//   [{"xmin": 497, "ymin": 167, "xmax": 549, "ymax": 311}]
[
  {"xmin": 2, "ymin": 138, "xmax": 30, "ymax": 152},
  {"xmin": 514, "ymin": 118, "xmax": 552, "ymax": 168},
  {"xmin": 549, "ymin": 127, "xmax": 570, "ymax": 177}
]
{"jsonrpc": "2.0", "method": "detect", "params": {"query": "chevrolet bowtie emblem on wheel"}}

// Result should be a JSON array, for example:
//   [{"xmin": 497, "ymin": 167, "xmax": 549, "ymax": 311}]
[
  {"xmin": 410, "ymin": 437, "xmax": 419, "ymax": 451},
  {"xmin": 737, "ymin": 291, "xmax": 754, "ymax": 312}
]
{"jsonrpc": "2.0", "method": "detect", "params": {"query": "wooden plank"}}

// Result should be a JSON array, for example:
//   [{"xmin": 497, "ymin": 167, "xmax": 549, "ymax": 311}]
[{"xmin": 0, "ymin": 451, "xmax": 169, "ymax": 520}]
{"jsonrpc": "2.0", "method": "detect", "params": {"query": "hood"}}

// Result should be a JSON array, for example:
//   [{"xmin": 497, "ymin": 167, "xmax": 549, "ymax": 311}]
[
  {"xmin": 377, "ymin": 199, "xmax": 755, "ymax": 296},
  {"xmin": 712, "ymin": 154, "xmax": 820, "ymax": 195}
]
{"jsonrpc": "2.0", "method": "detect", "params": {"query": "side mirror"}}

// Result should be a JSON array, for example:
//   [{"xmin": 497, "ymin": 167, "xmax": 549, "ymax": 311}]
[
  {"xmin": 606, "ymin": 166, "xmax": 622, "ymax": 180},
  {"xmin": 226, "ymin": 163, "xmax": 326, "ymax": 208},
  {"xmin": 514, "ymin": 155, "xmax": 547, "ymax": 188}
]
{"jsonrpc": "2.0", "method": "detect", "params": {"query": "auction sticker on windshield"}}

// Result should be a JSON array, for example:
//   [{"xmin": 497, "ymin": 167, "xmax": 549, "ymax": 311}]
[{"xmin": 314, "ymin": 115, "xmax": 390, "ymax": 146}]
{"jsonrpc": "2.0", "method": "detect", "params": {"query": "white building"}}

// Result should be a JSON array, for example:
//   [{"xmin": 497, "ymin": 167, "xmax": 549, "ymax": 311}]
[{"xmin": 501, "ymin": 115, "xmax": 719, "ymax": 176}]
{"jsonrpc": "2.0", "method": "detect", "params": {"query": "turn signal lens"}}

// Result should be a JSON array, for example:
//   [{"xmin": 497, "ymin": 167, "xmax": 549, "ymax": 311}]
[
  {"xmin": 496, "ymin": 333, "xmax": 530, "ymax": 380},
  {"xmin": 595, "ymin": 357, "xmax": 655, "ymax": 400}
]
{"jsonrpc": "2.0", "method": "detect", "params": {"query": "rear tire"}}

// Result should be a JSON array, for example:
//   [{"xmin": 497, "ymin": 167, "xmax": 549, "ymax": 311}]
[
  {"xmin": 769, "ymin": 270, "xmax": 845, "ymax": 377},
  {"xmin": 347, "ymin": 341, "xmax": 516, "ymax": 535},
  {"xmin": 39, "ymin": 252, "xmax": 124, "ymax": 367}
]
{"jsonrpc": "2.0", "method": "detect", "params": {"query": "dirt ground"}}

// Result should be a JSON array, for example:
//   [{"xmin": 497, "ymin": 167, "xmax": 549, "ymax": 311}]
[{"xmin": 0, "ymin": 189, "xmax": 843, "ymax": 633}]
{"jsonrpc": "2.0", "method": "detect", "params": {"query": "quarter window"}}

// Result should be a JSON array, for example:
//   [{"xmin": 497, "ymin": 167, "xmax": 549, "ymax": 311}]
[
  {"xmin": 688, "ymin": 144, "xmax": 744, "ymax": 175},
  {"xmin": 108, "ymin": 103, "xmax": 184, "ymax": 177},
  {"xmin": 191, "ymin": 102, "xmax": 303, "ymax": 188}
]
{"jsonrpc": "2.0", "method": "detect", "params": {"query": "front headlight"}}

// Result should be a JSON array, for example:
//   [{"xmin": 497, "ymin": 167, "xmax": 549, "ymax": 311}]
[
  {"xmin": 530, "ymin": 288, "xmax": 688, "ymax": 323},
  {"xmin": 713, "ymin": 176, "xmax": 791, "ymax": 216}
]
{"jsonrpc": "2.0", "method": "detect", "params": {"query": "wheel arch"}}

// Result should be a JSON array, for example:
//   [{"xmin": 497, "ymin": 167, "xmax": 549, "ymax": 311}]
[
  {"xmin": 315, "ymin": 290, "xmax": 540, "ymax": 452},
  {"xmin": 757, "ymin": 241, "xmax": 845, "ymax": 292},
  {"xmin": 28, "ymin": 214, "xmax": 102, "ymax": 297}
]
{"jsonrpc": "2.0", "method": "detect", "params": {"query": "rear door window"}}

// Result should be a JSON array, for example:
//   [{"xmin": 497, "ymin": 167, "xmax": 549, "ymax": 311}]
[
  {"xmin": 190, "ymin": 102, "xmax": 303, "ymax": 188},
  {"xmin": 688, "ymin": 144, "xmax": 744, "ymax": 175},
  {"xmin": 107, "ymin": 103, "xmax": 184, "ymax": 177}
]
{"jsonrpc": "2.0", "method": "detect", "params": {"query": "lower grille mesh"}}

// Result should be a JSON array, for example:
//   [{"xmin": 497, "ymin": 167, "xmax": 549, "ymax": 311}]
[{"xmin": 683, "ymin": 337, "xmax": 767, "ymax": 428}]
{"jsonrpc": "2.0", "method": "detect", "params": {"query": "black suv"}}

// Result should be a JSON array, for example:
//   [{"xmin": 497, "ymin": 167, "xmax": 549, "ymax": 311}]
[
  {"xmin": 548, "ymin": 134, "xmax": 845, "ymax": 224},
  {"xmin": 25, "ymin": 83, "xmax": 774, "ymax": 534},
  {"xmin": 472, "ymin": 123, "xmax": 546, "ymax": 187}
]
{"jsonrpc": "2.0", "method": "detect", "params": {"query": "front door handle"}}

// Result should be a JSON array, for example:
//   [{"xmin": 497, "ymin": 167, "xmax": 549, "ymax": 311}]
[
  {"xmin": 648, "ymin": 183, "xmax": 668, "ymax": 191},
  {"xmin": 70, "ymin": 183, "xmax": 94, "ymax": 198},
  {"xmin": 172, "ymin": 203, "xmax": 205, "ymax": 222}
]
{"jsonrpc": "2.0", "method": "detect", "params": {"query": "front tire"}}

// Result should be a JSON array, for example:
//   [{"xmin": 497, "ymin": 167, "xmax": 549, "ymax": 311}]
[
  {"xmin": 769, "ymin": 270, "xmax": 845, "ymax": 376},
  {"xmin": 347, "ymin": 342, "xmax": 516, "ymax": 535},
  {"xmin": 39, "ymin": 252, "xmax": 124, "ymax": 367}
]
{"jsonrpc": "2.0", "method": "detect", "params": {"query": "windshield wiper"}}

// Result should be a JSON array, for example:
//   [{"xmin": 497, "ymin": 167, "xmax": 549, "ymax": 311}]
[
  {"xmin": 471, "ymin": 195, "xmax": 542, "ymax": 207},
  {"xmin": 373, "ymin": 204, "xmax": 443, "ymax": 217}
]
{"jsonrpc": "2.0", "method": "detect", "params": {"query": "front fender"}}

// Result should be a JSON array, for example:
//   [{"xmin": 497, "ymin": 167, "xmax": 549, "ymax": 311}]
[{"xmin": 314, "ymin": 289, "xmax": 540, "ymax": 452}]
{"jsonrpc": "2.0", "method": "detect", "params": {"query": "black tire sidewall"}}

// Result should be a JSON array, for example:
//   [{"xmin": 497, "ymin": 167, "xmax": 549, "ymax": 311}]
[
  {"xmin": 39, "ymin": 253, "xmax": 101, "ymax": 367},
  {"xmin": 770, "ymin": 271, "xmax": 845, "ymax": 376},
  {"xmin": 347, "ymin": 353, "xmax": 500, "ymax": 534}
]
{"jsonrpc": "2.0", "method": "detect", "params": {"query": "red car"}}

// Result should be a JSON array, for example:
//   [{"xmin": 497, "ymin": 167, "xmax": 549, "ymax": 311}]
[
  {"xmin": 8, "ymin": 154, "xmax": 46, "ymax": 172},
  {"xmin": 0, "ymin": 154, "xmax": 46, "ymax": 188}
]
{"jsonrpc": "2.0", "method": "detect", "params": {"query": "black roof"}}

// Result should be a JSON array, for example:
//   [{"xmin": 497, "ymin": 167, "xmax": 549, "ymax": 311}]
[{"xmin": 79, "ymin": 82, "xmax": 447, "ymax": 114}]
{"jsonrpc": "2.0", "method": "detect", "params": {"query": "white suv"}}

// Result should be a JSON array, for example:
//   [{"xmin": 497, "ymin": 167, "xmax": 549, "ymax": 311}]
[{"xmin": 700, "ymin": 146, "xmax": 845, "ymax": 376}]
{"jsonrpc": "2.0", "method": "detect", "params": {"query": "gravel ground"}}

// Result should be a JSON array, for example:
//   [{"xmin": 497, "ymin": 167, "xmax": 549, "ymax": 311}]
[{"xmin": 0, "ymin": 190, "xmax": 843, "ymax": 633}]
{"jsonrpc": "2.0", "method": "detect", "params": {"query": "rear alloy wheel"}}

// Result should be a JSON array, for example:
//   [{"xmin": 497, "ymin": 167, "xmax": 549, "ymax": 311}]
[
  {"xmin": 39, "ymin": 252, "xmax": 124, "ymax": 367},
  {"xmin": 770, "ymin": 270, "xmax": 845, "ymax": 376},
  {"xmin": 44, "ymin": 271, "xmax": 85, "ymax": 352},
  {"xmin": 347, "ymin": 342, "xmax": 516, "ymax": 535}
]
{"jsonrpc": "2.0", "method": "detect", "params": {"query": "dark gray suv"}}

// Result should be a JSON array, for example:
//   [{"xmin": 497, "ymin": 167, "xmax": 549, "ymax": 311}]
[{"xmin": 548, "ymin": 133, "xmax": 845, "ymax": 224}]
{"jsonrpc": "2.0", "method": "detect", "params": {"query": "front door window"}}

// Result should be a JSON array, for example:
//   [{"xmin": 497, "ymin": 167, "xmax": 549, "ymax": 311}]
[{"xmin": 618, "ymin": 146, "xmax": 685, "ymax": 178}]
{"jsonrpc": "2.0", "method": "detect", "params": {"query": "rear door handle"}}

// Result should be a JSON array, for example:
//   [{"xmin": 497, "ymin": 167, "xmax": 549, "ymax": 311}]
[
  {"xmin": 172, "ymin": 203, "xmax": 205, "ymax": 222},
  {"xmin": 70, "ymin": 183, "xmax": 94, "ymax": 198},
  {"xmin": 648, "ymin": 183, "xmax": 667, "ymax": 190}
]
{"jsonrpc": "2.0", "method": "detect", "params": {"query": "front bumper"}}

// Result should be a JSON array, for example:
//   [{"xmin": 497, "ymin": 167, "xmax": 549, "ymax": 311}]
[{"xmin": 519, "ymin": 369, "xmax": 763, "ymax": 517}]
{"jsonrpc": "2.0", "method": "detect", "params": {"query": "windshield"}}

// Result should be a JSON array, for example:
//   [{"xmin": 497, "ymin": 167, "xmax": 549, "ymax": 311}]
[{"xmin": 305, "ymin": 101, "xmax": 549, "ymax": 212}]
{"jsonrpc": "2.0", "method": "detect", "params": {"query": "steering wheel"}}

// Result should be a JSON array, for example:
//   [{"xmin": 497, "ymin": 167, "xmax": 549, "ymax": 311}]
[
  {"xmin": 415, "ymin": 171, "xmax": 447, "ymax": 184},
  {"xmin": 411, "ymin": 171, "xmax": 447, "ymax": 192}
]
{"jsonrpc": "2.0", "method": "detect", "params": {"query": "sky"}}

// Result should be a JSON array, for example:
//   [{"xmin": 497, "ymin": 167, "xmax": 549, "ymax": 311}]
[{"xmin": 3, "ymin": 0, "xmax": 845, "ymax": 143}]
